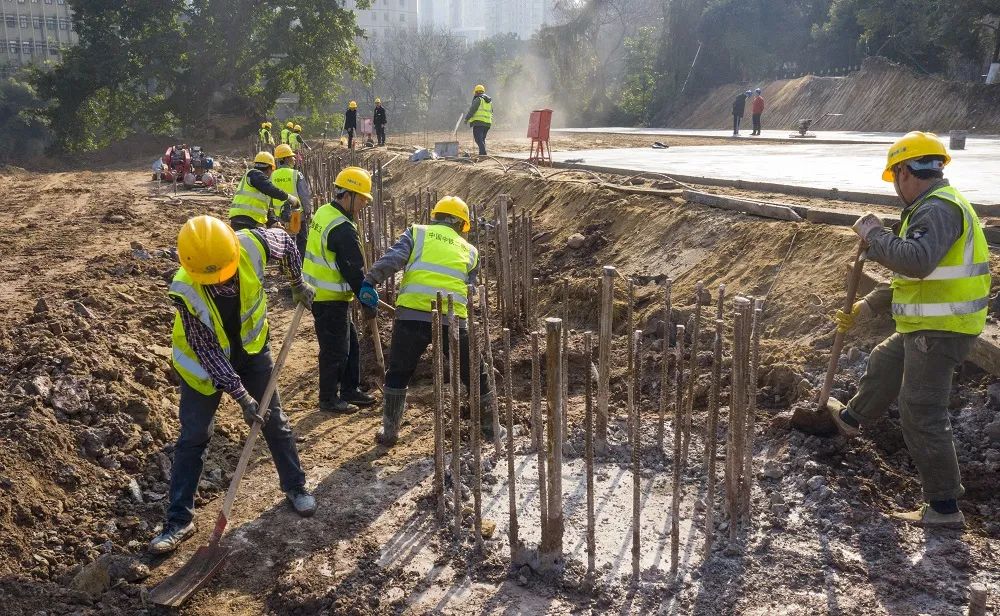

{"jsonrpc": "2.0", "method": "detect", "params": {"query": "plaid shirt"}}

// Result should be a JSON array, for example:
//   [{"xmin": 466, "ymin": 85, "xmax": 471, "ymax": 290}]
[{"xmin": 174, "ymin": 228, "xmax": 302, "ymax": 400}]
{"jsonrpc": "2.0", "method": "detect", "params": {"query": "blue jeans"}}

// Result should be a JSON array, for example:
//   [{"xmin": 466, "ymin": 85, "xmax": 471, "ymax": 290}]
[
  {"xmin": 472, "ymin": 124, "xmax": 489, "ymax": 155},
  {"xmin": 166, "ymin": 346, "xmax": 306, "ymax": 526}
]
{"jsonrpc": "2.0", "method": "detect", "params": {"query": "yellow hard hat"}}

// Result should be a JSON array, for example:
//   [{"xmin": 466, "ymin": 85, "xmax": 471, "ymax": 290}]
[
  {"xmin": 177, "ymin": 215, "xmax": 240, "ymax": 286},
  {"xmin": 334, "ymin": 166, "xmax": 373, "ymax": 200},
  {"xmin": 264, "ymin": 122, "xmax": 272, "ymax": 129},
  {"xmin": 293, "ymin": 124, "xmax": 302, "ymax": 132},
  {"xmin": 430, "ymin": 196, "xmax": 471, "ymax": 233},
  {"xmin": 253, "ymin": 151, "xmax": 276, "ymax": 169},
  {"xmin": 374, "ymin": 97, "xmax": 381, "ymax": 104},
  {"xmin": 286, "ymin": 121, "xmax": 294, "ymax": 129},
  {"xmin": 474, "ymin": 84, "xmax": 485, "ymax": 94},
  {"xmin": 274, "ymin": 143, "xmax": 294, "ymax": 159},
  {"xmin": 261, "ymin": 121, "xmax": 267, "ymax": 128},
  {"xmin": 349, "ymin": 100, "xmax": 358, "ymax": 109},
  {"xmin": 882, "ymin": 131, "xmax": 951, "ymax": 182}
]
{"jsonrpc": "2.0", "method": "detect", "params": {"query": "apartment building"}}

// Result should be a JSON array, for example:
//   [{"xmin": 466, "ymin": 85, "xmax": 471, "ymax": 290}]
[
  {"xmin": 0, "ymin": 0, "xmax": 77, "ymax": 78},
  {"xmin": 347, "ymin": 0, "xmax": 420, "ymax": 37}
]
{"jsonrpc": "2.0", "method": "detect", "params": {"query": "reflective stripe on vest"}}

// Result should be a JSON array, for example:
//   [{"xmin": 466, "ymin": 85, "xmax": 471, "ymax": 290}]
[
  {"xmin": 469, "ymin": 97, "xmax": 492, "ymax": 125},
  {"xmin": 303, "ymin": 204, "xmax": 355, "ymax": 301},
  {"xmin": 228, "ymin": 172, "xmax": 271, "ymax": 224},
  {"xmin": 270, "ymin": 167, "xmax": 298, "ymax": 218},
  {"xmin": 168, "ymin": 230, "xmax": 270, "ymax": 394},
  {"xmin": 890, "ymin": 185, "xmax": 991, "ymax": 335},
  {"xmin": 396, "ymin": 224, "xmax": 478, "ymax": 318}
]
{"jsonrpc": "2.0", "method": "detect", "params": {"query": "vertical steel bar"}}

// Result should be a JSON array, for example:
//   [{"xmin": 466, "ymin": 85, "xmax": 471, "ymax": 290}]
[
  {"xmin": 542, "ymin": 318, "xmax": 564, "ymax": 564},
  {"xmin": 449, "ymin": 295, "xmax": 462, "ymax": 540},
  {"xmin": 671, "ymin": 323, "xmax": 685, "ymax": 575},
  {"xmin": 468, "ymin": 286, "xmax": 483, "ymax": 552},
  {"xmin": 631, "ymin": 329, "xmax": 643, "ymax": 578},
  {"xmin": 597, "ymin": 266, "xmax": 615, "ymax": 452},
  {"xmin": 658, "ymin": 278, "xmax": 672, "ymax": 450},
  {"xmin": 683, "ymin": 281, "xmax": 704, "ymax": 465},
  {"xmin": 704, "ymin": 317, "xmax": 724, "ymax": 557},
  {"xmin": 584, "ymin": 331, "xmax": 596, "ymax": 580},
  {"xmin": 503, "ymin": 328, "xmax": 518, "ymax": 560},
  {"xmin": 433, "ymin": 296, "xmax": 445, "ymax": 524},
  {"xmin": 531, "ymin": 332, "xmax": 548, "ymax": 532}
]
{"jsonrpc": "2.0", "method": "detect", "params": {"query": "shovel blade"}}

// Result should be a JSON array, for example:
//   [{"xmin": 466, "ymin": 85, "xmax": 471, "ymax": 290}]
[{"xmin": 149, "ymin": 543, "xmax": 232, "ymax": 607}]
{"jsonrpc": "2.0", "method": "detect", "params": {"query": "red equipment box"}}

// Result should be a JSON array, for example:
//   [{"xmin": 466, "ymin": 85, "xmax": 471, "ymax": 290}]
[{"xmin": 527, "ymin": 109, "xmax": 553, "ymax": 140}]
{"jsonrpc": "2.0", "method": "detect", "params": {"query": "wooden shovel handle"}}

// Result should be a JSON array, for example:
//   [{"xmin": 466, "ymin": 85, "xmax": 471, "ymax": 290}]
[{"xmin": 816, "ymin": 241, "xmax": 866, "ymax": 411}]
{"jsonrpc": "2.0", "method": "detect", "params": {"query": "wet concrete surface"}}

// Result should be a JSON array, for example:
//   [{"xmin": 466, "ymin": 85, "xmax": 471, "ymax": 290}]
[{"xmin": 553, "ymin": 127, "xmax": 1000, "ymax": 145}]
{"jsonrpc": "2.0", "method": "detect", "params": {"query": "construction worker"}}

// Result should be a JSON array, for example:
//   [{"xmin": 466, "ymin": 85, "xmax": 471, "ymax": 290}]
[
  {"xmin": 270, "ymin": 144, "xmax": 312, "ymax": 259},
  {"xmin": 750, "ymin": 88, "xmax": 765, "ymax": 136},
  {"xmin": 344, "ymin": 101, "xmax": 358, "ymax": 150},
  {"xmin": 303, "ymin": 167, "xmax": 377, "ymax": 413},
  {"xmin": 829, "ymin": 131, "xmax": 990, "ymax": 528},
  {"xmin": 732, "ymin": 90, "xmax": 749, "ymax": 136},
  {"xmin": 281, "ymin": 121, "xmax": 294, "ymax": 145},
  {"xmin": 259, "ymin": 122, "xmax": 274, "ymax": 148},
  {"xmin": 149, "ymin": 215, "xmax": 317, "ymax": 554},
  {"xmin": 228, "ymin": 151, "xmax": 300, "ymax": 231},
  {"xmin": 373, "ymin": 98, "xmax": 387, "ymax": 147},
  {"xmin": 464, "ymin": 85, "xmax": 492, "ymax": 156},
  {"xmin": 290, "ymin": 124, "xmax": 312, "ymax": 154},
  {"xmin": 360, "ymin": 196, "xmax": 501, "ymax": 446}
]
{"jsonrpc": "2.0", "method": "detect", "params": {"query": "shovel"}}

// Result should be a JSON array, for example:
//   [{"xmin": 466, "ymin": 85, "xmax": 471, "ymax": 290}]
[
  {"xmin": 149, "ymin": 303, "xmax": 306, "ymax": 607},
  {"xmin": 790, "ymin": 241, "xmax": 865, "ymax": 433}
]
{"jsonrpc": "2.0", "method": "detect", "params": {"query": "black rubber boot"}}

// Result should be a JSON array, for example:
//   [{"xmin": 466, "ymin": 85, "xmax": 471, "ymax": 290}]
[{"xmin": 375, "ymin": 387, "xmax": 406, "ymax": 447}]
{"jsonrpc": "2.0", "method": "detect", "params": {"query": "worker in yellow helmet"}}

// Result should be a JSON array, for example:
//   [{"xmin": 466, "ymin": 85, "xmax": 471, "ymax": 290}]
[
  {"xmin": 148, "ymin": 215, "xmax": 316, "ymax": 555},
  {"xmin": 258, "ymin": 122, "xmax": 274, "ymax": 148},
  {"xmin": 360, "ymin": 196, "xmax": 503, "ymax": 447},
  {"xmin": 270, "ymin": 144, "xmax": 312, "ymax": 259},
  {"xmin": 829, "ymin": 131, "xmax": 990, "ymax": 528},
  {"xmin": 228, "ymin": 151, "xmax": 300, "ymax": 231},
  {"xmin": 290, "ymin": 124, "xmax": 312, "ymax": 160},
  {"xmin": 373, "ymin": 97, "xmax": 387, "ymax": 147},
  {"xmin": 344, "ymin": 101, "xmax": 358, "ymax": 149},
  {"xmin": 281, "ymin": 121, "xmax": 294, "ymax": 145},
  {"xmin": 464, "ymin": 84, "xmax": 492, "ymax": 155},
  {"xmin": 304, "ymin": 167, "xmax": 377, "ymax": 413}
]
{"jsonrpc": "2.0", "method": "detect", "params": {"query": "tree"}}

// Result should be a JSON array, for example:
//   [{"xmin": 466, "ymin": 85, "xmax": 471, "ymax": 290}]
[{"xmin": 0, "ymin": 76, "xmax": 51, "ymax": 161}]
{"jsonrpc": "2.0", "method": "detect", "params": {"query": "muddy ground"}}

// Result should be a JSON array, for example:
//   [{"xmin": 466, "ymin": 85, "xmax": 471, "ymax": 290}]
[{"xmin": 1, "ymin": 137, "xmax": 998, "ymax": 615}]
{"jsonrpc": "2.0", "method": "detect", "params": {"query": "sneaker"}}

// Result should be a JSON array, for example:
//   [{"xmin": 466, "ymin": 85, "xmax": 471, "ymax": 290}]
[
  {"xmin": 319, "ymin": 397, "xmax": 357, "ymax": 413},
  {"xmin": 286, "ymin": 487, "xmax": 317, "ymax": 517},
  {"xmin": 148, "ymin": 521, "xmax": 196, "ymax": 555},
  {"xmin": 341, "ymin": 389, "xmax": 377, "ymax": 407},
  {"xmin": 890, "ymin": 504, "xmax": 964, "ymax": 528},
  {"xmin": 826, "ymin": 398, "xmax": 859, "ymax": 438}
]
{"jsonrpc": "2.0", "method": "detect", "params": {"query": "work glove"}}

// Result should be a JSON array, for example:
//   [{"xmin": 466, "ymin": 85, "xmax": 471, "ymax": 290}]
[
  {"xmin": 833, "ymin": 300, "xmax": 873, "ymax": 333},
  {"xmin": 852, "ymin": 213, "xmax": 883, "ymax": 244},
  {"xmin": 291, "ymin": 280, "xmax": 315, "ymax": 309},
  {"xmin": 358, "ymin": 281, "xmax": 379, "ymax": 308},
  {"xmin": 236, "ymin": 391, "xmax": 269, "ymax": 426}
]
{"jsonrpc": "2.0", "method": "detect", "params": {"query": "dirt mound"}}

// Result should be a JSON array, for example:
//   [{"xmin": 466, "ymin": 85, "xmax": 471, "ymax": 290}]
[{"xmin": 665, "ymin": 56, "xmax": 1000, "ymax": 133}]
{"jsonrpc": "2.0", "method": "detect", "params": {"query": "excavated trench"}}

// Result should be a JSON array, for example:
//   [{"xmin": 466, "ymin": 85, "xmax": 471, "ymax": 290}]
[{"xmin": 1, "ymin": 154, "xmax": 998, "ymax": 615}]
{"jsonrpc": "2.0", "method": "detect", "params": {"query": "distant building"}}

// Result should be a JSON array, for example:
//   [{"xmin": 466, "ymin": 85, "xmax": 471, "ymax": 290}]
[
  {"xmin": 485, "ymin": 0, "xmax": 557, "ymax": 39},
  {"xmin": 346, "ymin": 0, "xmax": 419, "ymax": 36},
  {"xmin": 0, "ymin": 0, "xmax": 78, "ymax": 78}
]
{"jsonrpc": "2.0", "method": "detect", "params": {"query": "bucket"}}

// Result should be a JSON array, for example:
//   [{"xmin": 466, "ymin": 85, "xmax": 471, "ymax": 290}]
[{"xmin": 949, "ymin": 130, "xmax": 967, "ymax": 151}]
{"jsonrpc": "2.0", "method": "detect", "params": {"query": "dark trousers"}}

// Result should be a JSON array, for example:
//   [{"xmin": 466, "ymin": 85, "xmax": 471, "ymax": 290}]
[
  {"xmin": 346, "ymin": 128, "xmax": 355, "ymax": 149},
  {"xmin": 752, "ymin": 114, "xmax": 762, "ymax": 134},
  {"xmin": 166, "ymin": 346, "xmax": 305, "ymax": 526},
  {"xmin": 375, "ymin": 125, "xmax": 386, "ymax": 146},
  {"xmin": 472, "ymin": 124, "xmax": 489, "ymax": 155},
  {"xmin": 230, "ymin": 216, "xmax": 261, "ymax": 231},
  {"xmin": 846, "ymin": 333, "xmax": 974, "ymax": 501},
  {"xmin": 733, "ymin": 114, "xmax": 743, "ymax": 134},
  {"xmin": 385, "ymin": 319, "xmax": 490, "ymax": 394},
  {"xmin": 295, "ymin": 227, "xmax": 307, "ymax": 267},
  {"xmin": 313, "ymin": 300, "xmax": 361, "ymax": 402}
]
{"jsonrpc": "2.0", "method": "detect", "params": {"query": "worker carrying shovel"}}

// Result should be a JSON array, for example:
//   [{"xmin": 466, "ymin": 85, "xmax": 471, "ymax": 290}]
[
  {"xmin": 828, "ymin": 131, "xmax": 991, "ymax": 528},
  {"xmin": 359, "ymin": 196, "xmax": 504, "ymax": 447},
  {"xmin": 229, "ymin": 151, "xmax": 300, "ymax": 231},
  {"xmin": 149, "ymin": 216, "xmax": 317, "ymax": 554}
]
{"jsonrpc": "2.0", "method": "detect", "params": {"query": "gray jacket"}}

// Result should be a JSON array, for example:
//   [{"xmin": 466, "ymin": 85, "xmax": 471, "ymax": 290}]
[{"xmin": 366, "ymin": 225, "xmax": 479, "ymax": 325}]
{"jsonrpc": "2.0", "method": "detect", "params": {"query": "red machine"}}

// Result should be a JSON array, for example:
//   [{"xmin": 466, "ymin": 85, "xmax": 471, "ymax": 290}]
[
  {"xmin": 159, "ymin": 145, "xmax": 216, "ymax": 187},
  {"xmin": 527, "ymin": 109, "xmax": 553, "ymax": 166}
]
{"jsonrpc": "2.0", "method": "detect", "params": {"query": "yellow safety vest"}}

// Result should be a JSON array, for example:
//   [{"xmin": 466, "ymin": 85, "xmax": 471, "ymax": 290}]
[
  {"xmin": 397, "ymin": 224, "xmax": 478, "ymax": 318},
  {"xmin": 228, "ymin": 171, "xmax": 271, "ymax": 225},
  {"xmin": 280, "ymin": 128, "xmax": 290, "ymax": 144},
  {"xmin": 290, "ymin": 132, "xmax": 301, "ymax": 152},
  {"xmin": 169, "ymin": 231, "xmax": 270, "ymax": 395},
  {"xmin": 259, "ymin": 128, "xmax": 272, "ymax": 145},
  {"xmin": 270, "ymin": 166, "xmax": 298, "ymax": 219},
  {"xmin": 303, "ymin": 204, "xmax": 355, "ymax": 302},
  {"xmin": 468, "ymin": 97, "xmax": 492, "ymax": 126},
  {"xmin": 891, "ymin": 184, "xmax": 991, "ymax": 335}
]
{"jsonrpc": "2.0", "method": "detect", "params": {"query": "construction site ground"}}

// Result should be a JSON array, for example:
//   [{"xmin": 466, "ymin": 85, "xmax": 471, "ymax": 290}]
[{"xmin": 1, "ymin": 130, "xmax": 998, "ymax": 615}]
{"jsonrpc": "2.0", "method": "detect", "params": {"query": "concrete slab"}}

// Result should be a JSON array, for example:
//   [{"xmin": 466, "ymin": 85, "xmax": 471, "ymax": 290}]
[
  {"xmin": 505, "ymin": 141, "xmax": 1000, "ymax": 206},
  {"xmin": 553, "ymin": 127, "xmax": 1000, "ymax": 146}
]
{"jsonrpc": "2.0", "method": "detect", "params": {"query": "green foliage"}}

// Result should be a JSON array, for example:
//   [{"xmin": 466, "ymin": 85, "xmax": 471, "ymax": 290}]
[
  {"xmin": 0, "ymin": 76, "xmax": 51, "ymax": 161},
  {"xmin": 619, "ymin": 27, "xmax": 660, "ymax": 123},
  {"xmin": 33, "ymin": 1, "xmax": 371, "ymax": 153}
]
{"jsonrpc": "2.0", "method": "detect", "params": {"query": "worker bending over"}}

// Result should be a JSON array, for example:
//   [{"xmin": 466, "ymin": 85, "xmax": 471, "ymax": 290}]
[
  {"xmin": 229, "ymin": 151, "xmax": 300, "ymax": 231},
  {"xmin": 303, "ymin": 166, "xmax": 377, "ymax": 413},
  {"xmin": 830, "ymin": 131, "xmax": 990, "ymax": 528},
  {"xmin": 270, "ymin": 144, "xmax": 312, "ymax": 259},
  {"xmin": 465, "ymin": 85, "xmax": 492, "ymax": 156},
  {"xmin": 149, "ymin": 216, "xmax": 317, "ymax": 554},
  {"xmin": 359, "ymin": 196, "xmax": 502, "ymax": 446}
]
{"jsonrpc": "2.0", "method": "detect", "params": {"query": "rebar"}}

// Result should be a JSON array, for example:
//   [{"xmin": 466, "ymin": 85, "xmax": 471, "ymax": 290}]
[
  {"xmin": 597, "ymin": 266, "xmax": 616, "ymax": 452},
  {"xmin": 671, "ymin": 323, "xmax": 685, "ymax": 575},
  {"xmin": 449, "ymin": 295, "xmax": 462, "ymax": 541},
  {"xmin": 584, "ymin": 331, "xmax": 596, "ymax": 580},
  {"xmin": 503, "ymin": 328, "xmax": 518, "ymax": 560},
  {"xmin": 631, "ymin": 329, "xmax": 643, "ymax": 578}
]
